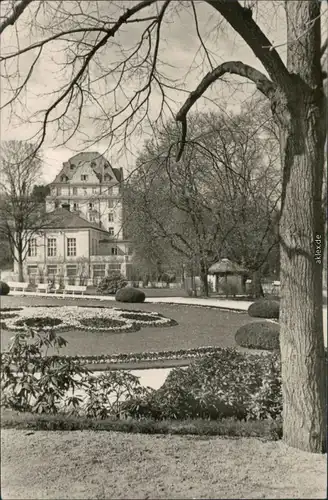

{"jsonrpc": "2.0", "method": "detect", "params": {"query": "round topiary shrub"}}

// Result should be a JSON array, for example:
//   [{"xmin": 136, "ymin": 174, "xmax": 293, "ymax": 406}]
[
  {"xmin": 248, "ymin": 299, "xmax": 279, "ymax": 319},
  {"xmin": 0, "ymin": 282, "xmax": 10, "ymax": 296},
  {"xmin": 235, "ymin": 321, "xmax": 280, "ymax": 351},
  {"xmin": 115, "ymin": 286, "xmax": 146, "ymax": 303}
]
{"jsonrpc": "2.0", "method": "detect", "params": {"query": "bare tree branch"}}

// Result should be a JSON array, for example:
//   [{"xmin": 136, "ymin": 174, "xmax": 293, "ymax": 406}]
[
  {"xmin": 175, "ymin": 61, "xmax": 275, "ymax": 160},
  {"xmin": 205, "ymin": 0, "xmax": 291, "ymax": 89},
  {"xmin": 0, "ymin": 0, "xmax": 33, "ymax": 36}
]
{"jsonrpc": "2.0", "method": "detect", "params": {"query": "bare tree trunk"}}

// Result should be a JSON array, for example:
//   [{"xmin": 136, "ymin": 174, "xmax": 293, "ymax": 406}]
[
  {"xmin": 200, "ymin": 261, "xmax": 209, "ymax": 297},
  {"xmin": 277, "ymin": 1, "xmax": 326, "ymax": 453},
  {"xmin": 18, "ymin": 257, "xmax": 24, "ymax": 282},
  {"xmin": 251, "ymin": 269, "xmax": 264, "ymax": 299}
]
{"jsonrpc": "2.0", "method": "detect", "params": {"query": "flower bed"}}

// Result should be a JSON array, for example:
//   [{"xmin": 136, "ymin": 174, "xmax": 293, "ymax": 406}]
[
  {"xmin": 31, "ymin": 346, "xmax": 271, "ymax": 365},
  {"xmin": 0, "ymin": 306, "xmax": 176, "ymax": 333}
]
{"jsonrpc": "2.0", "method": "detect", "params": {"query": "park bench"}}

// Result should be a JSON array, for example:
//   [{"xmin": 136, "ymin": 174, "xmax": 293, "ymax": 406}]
[
  {"xmin": 7, "ymin": 281, "xmax": 29, "ymax": 292},
  {"xmin": 63, "ymin": 285, "xmax": 87, "ymax": 296},
  {"xmin": 37, "ymin": 283, "xmax": 51, "ymax": 293}
]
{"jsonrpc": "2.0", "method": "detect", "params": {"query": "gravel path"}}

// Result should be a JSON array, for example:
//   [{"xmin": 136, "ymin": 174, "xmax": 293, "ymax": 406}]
[{"xmin": 1, "ymin": 429, "xmax": 326, "ymax": 499}]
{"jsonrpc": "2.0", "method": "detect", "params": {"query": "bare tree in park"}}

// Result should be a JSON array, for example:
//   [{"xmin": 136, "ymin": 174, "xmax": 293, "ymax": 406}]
[
  {"xmin": 0, "ymin": 0, "xmax": 327, "ymax": 452},
  {"xmin": 126, "ymin": 107, "xmax": 280, "ymax": 297},
  {"xmin": 0, "ymin": 141, "xmax": 49, "ymax": 281}
]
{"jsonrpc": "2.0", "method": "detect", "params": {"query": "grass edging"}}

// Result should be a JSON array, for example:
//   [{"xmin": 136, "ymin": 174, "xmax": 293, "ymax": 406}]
[{"xmin": 0, "ymin": 408, "xmax": 282, "ymax": 440}]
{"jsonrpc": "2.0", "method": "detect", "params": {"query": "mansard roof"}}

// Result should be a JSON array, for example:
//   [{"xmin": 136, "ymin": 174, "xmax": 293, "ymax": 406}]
[{"xmin": 51, "ymin": 152, "xmax": 123, "ymax": 185}]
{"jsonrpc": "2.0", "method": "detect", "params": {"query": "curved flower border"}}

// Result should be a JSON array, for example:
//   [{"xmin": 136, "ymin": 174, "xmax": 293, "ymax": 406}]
[{"xmin": 0, "ymin": 306, "xmax": 177, "ymax": 333}]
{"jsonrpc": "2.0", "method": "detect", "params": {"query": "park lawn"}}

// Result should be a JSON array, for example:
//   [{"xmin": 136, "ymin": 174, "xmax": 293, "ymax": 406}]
[
  {"xmin": 0, "ymin": 295, "xmax": 264, "ymax": 358},
  {"xmin": 1, "ymin": 429, "xmax": 326, "ymax": 499}
]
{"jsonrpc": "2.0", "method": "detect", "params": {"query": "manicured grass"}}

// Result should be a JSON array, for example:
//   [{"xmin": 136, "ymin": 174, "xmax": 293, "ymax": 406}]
[
  {"xmin": 1, "ymin": 295, "xmax": 265, "ymax": 358},
  {"xmin": 3, "ymin": 428, "xmax": 325, "ymax": 500}
]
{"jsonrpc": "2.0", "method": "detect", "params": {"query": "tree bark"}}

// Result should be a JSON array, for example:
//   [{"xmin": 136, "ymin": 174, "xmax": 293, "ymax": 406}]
[
  {"xmin": 276, "ymin": 1, "xmax": 326, "ymax": 453},
  {"xmin": 18, "ymin": 257, "xmax": 24, "ymax": 282},
  {"xmin": 251, "ymin": 269, "xmax": 264, "ymax": 299},
  {"xmin": 200, "ymin": 261, "xmax": 209, "ymax": 297}
]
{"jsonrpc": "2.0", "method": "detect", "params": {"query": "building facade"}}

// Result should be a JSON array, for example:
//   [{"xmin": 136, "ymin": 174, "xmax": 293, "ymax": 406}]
[
  {"xmin": 45, "ymin": 152, "xmax": 124, "ymax": 237},
  {"xmin": 13, "ymin": 152, "xmax": 134, "ymax": 285}
]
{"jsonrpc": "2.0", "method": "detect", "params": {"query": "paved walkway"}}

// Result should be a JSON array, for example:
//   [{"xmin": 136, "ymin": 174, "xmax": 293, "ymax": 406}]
[{"xmin": 8, "ymin": 290, "xmax": 252, "ymax": 309}]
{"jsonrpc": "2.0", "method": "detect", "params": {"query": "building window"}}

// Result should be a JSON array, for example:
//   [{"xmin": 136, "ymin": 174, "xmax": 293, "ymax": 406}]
[
  {"xmin": 111, "ymin": 247, "xmax": 118, "ymax": 255},
  {"xmin": 47, "ymin": 265, "xmax": 57, "ymax": 276},
  {"xmin": 108, "ymin": 200, "xmax": 114, "ymax": 208},
  {"xmin": 88, "ymin": 202, "xmax": 94, "ymax": 210},
  {"xmin": 61, "ymin": 175, "xmax": 68, "ymax": 182},
  {"xmin": 108, "ymin": 213, "xmax": 114, "ymax": 222},
  {"xmin": 81, "ymin": 175, "xmax": 88, "ymax": 181},
  {"xmin": 93, "ymin": 264, "xmax": 105, "ymax": 285},
  {"xmin": 107, "ymin": 263, "xmax": 120, "ymax": 272},
  {"xmin": 66, "ymin": 265, "xmax": 77, "ymax": 276},
  {"xmin": 56, "ymin": 187, "xmax": 61, "ymax": 196},
  {"xmin": 92, "ymin": 187, "xmax": 98, "ymax": 194},
  {"xmin": 73, "ymin": 187, "xmax": 78, "ymax": 195},
  {"xmin": 47, "ymin": 238, "xmax": 57, "ymax": 257},
  {"xmin": 66, "ymin": 264, "xmax": 77, "ymax": 285},
  {"xmin": 108, "ymin": 227, "xmax": 114, "ymax": 237},
  {"xmin": 107, "ymin": 187, "xmax": 113, "ymax": 196},
  {"xmin": 51, "ymin": 187, "xmax": 56, "ymax": 196},
  {"xmin": 67, "ymin": 238, "xmax": 76, "ymax": 257},
  {"xmin": 27, "ymin": 265, "xmax": 38, "ymax": 284},
  {"xmin": 70, "ymin": 164, "xmax": 75, "ymax": 170},
  {"xmin": 28, "ymin": 238, "xmax": 37, "ymax": 257},
  {"xmin": 73, "ymin": 202, "xmax": 79, "ymax": 211},
  {"xmin": 89, "ymin": 214, "xmax": 96, "ymax": 223},
  {"xmin": 104, "ymin": 174, "xmax": 112, "ymax": 182}
]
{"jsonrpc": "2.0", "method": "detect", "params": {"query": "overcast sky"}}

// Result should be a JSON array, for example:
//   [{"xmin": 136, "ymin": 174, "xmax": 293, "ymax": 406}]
[{"xmin": 0, "ymin": 1, "xmax": 326, "ymax": 184}]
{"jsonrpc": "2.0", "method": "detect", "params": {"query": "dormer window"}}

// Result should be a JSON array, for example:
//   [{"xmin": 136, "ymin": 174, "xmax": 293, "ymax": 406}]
[
  {"xmin": 70, "ymin": 164, "xmax": 75, "ymax": 170},
  {"xmin": 61, "ymin": 175, "xmax": 68, "ymax": 182},
  {"xmin": 91, "ymin": 161, "xmax": 96, "ymax": 168},
  {"xmin": 104, "ymin": 174, "xmax": 112, "ymax": 181},
  {"xmin": 81, "ymin": 175, "xmax": 88, "ymax": 181},
  {"xmin": 104, "ymin": 162, "xmax": 109, "ymax": 169}
]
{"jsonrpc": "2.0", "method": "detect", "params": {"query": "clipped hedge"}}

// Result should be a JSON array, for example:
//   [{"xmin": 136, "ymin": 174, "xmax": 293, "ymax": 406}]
[
  {"xmin": 235, "ymin": 321, "xmax": 280, "ymax": 351},
  {"xmin": 0, "ymin": 281, "xmax": 10, "ymax": 296},
  {"xmin": 248, "ymin": 299, "xmax": 279, "ymax": 319},
  {"xmin": 115, "ymin": 286, "xmax": 146, "ymax": 303}
]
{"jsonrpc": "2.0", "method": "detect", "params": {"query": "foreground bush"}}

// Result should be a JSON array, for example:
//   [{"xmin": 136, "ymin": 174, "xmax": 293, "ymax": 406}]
[
  {"xmin": 235, "ymin": 321, "xmax": 280, "ymax": 351},
  {"xmin": 1, "ymin": 329, "xmax": 150, "ymax": 416},
  {"xmin": 248, "ymin": 299, "xmax": 280, "ymax": 319},
  {"xmin": 1, "ymin": 330, "xmax": 282, "ymax": 424},
  {"xmin": 121, "ymin": 349, "xmax": 282, "ymax": 421},
  {"xmin": 115, "ymin": 286, "xmax": 146, "ymax": 303},
  {"xmin": 0, "ymin": 281, "xmax": 10, "ymax": 296},
  {"xmin": 97, "ymin": 273, "xmax": 127, "ymax": 295}
]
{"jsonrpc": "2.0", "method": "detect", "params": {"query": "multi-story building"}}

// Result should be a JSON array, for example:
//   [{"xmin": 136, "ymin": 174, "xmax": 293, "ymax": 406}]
[
  {"xmin": 13, "ymin": 152, "xmax": 134, "ymax": 285},
  {"xmin": 46, "ymin": 152, "xmax": 124, "ymax": 236},
  {"xmin": 20, "ymin": 208, "xmax": 133, "ymax": 286}
]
